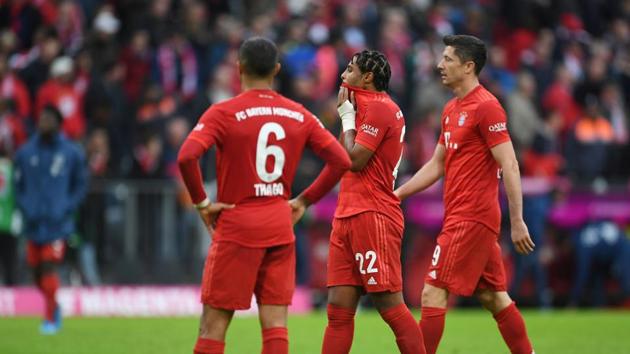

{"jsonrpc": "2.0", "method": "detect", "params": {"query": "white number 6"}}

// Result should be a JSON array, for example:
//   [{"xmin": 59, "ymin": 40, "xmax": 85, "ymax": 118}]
[{"xmin": 256, "ymin": 122, "xmax": 286, "ymax": 182}]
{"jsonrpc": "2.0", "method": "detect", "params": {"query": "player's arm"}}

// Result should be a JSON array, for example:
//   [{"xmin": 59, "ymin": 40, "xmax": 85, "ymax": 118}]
[
  {"xmin": 289, "ymin": 115, "xmax": 352, "ymax": 224},
  {"xmin": 337, "ymin": 86, "xmax": 374, "ymax": 172},
  {"xmin": 394, "ymin": 144, "xmax": 445, "ymax": 201},
  {"xmin": 491, "ymin": 141, "xmax": 535, "ymax": 255},
  {"xmin": 289, "ymin": 141, "xmax": 351, "ymax": 224},
  {"xmin": 177, "ymin": 116, "xmax": 234, "ymax": 230}
]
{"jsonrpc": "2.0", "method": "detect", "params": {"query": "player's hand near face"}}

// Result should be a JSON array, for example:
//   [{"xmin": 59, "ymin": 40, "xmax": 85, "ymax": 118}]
[
  {"xmin": 337, "ymin": 86, "xmax": 356, "ymax": 133},
  {"xmin": 337, "ymin": 86, "xmax": 356, "ymax": 108},
  {"xmin": 511, "ymin": 218, "xmax": 535, "ymax": 255},
  {"xmin": 198, "ymin": 202, "xmax": 235, "ymax": 230},
  {"xmin": 288, "ymin": 196, "xmax": 309, "ymax": 225}
]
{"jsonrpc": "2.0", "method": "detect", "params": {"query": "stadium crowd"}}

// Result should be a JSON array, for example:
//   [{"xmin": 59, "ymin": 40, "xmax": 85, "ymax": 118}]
[{"xmin": 0, "ymin": 0, "xmax": 629, "ymax": 307}]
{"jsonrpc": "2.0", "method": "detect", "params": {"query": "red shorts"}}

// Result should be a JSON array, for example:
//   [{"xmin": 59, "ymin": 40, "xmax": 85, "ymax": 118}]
[
  {"xmin": 201, "ymin": 239, "xmax": 295, "ymax": 310},
  {"xmin": 425, "ymin": 221, "xmax": 507, "ymax": 296},
  {"xmin": 26, "ymin": 240, "xmax": 66, "ymax": 267},
  {"xmin": 327, "ymin": 212, "xmax": 403, "ymax": 293}
]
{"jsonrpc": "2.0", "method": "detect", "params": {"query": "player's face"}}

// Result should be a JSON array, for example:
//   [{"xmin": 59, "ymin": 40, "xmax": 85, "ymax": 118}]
[
  {"xmin": 341, "ymin": 57, "xmax": 365, "ymax": 87},
  {"xmin": 437, "ymin": 46, "xmax": 468, "ymax": 88}
]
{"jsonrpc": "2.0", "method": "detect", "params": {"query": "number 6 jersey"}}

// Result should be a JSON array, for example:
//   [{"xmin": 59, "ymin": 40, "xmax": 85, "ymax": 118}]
[{"xmin": 180, "ymin": 89, "xmax": 342, "ymax": 247}]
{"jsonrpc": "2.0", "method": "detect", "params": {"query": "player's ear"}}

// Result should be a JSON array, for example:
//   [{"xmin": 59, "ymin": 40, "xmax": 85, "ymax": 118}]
[
  {"xmin": 272, "ymin": 62, "xmax": 281, "ymax": 77},
  {"xmin": 363, "ymin": 71, "xmax": 374, "ymax": 85},
  {"xmin": 465, "ymin": 61, "xmax": 475, "ymax": 75}
]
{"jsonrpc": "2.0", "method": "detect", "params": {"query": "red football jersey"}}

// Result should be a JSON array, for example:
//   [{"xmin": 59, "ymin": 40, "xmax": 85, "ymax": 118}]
[
  {"xmin": 438, "ymin": 85, "xmax": 511, "ymax": 233},
  {"xmin": 187, "ymin": 89, "xmax": 337, "ymax": 247},
  {"xmin": 334, "ymin": 86, "xmax": 406, "ymax": 228}
]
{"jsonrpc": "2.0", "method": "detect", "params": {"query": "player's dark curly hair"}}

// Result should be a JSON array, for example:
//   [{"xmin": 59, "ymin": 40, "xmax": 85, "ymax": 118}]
[
  {"xmin": 239, "ymin": 36, "xmax": 279, "ymax": 78},
  {"xmin": 443, "ymin": 35, "xmax": 487, "ymax": 76},
  {"xmin": 353, "ymin": 50, "xmax": 391, "ymax": 91}
]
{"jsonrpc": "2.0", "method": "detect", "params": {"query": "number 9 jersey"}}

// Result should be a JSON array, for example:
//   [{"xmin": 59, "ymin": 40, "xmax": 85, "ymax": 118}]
[{"xmin": 185, "ymin": 89, "xmax": 338, "ymax": 247}]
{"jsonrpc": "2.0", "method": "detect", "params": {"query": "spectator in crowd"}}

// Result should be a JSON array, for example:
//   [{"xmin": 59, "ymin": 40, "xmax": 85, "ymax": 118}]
[
  {"xmin": 0, "ymin": 0, "xmax": 44, "ymax": 50},
  {"xmin": 510, "ymin": 111, "xmax": 564, "ymax": 308},
  {"xmin": 84, "ymin": 6, "xmax": 120, "ymax": 75},
  {"xmin": 53, "ymin": 0, "xmax": 83, "ymax": 55},
  {"xmin": 506, "ymin": 71, "xmax": 543, "ymax": 158},
  {"xmin": 14, "ymin": 105, "xmax": 88, "ymax": 334},
  {"xmin": 0, "ymin": 53, "xmax": 31, "ymax": 120},
  {"xmin": 566, "ymin": 95, "xmax": 614, "ymax": 185},
  {"xmin": 152, "ymin": 30, "xmax": 199, "ymax": 102},
  {"xmin": 0, "ymin": 139, "xmax": 19, "ymax": 285},
  {"xmin": 120, "ymin": 29, "xmax": 152, "ymax": 102},
  {"xmin": 35, "ymin": 56, "xmax": 85, "ymax": 140},
  {"xmin": 542, "ymin": 65, "xmax": 581, "ymax": 134},
  {"xmin": 569, "ymin": 220, "xmax": 630, "ymax": 307},
  {"xmin": 16, "ymin": 27, "xmax": 61, "ymax": 98},
  {"xmin": 0, "ymin": 97, "xmax": 27, "ymax": 153}
]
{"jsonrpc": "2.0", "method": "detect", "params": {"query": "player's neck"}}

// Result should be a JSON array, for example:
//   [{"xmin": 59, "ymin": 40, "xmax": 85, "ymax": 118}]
[
  {"xmin": 241, "ymin": 76, "xmax": 274, "ymax": 91},
  {"xmin": 360, "ymin": 82, "xmax": 378, "ymax": 92},
  {"xmin": 452, "ymin": 77, "xmax": 480, "ymax": 100}
]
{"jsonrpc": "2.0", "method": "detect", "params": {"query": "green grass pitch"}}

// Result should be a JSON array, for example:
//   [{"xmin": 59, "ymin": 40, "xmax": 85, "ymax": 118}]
[{"xmin": 1, "ymin": 310, "xmax": 628, "ymax": 353}]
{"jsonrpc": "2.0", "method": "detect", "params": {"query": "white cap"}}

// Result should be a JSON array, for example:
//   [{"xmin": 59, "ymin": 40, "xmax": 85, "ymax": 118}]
[
  {"xmin": 94, "ymin": 11, "xmax": 120, "ymax": 35},
  {"xmin": 50, "ymin": 56, "xmax": 74, "ymax": 77}
]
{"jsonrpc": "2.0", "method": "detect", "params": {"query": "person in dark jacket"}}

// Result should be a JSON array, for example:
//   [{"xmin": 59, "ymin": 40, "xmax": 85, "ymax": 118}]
[{"xmin": 14, "ymin": 105, "xmax": 88, "ymax": 335}]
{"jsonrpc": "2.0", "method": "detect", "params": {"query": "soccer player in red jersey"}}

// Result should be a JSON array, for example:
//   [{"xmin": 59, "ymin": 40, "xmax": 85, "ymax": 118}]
[
  {"xmin": 298, "ymin": 50, "xmax": 426, "ymax": 354},
  {"xmin": 395, "ymin": 35, "xmax": 536, "ymax": 354},
  {"xmin": 177, "ymin": 37, "xmax": 351, "ymax": 354}
]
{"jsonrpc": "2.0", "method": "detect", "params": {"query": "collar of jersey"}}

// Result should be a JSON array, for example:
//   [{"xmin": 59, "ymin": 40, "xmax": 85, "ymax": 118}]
[
  {"xmin": 456, "ymin": 84, "xmax": 483, "ymax": 103},
  {"xmin": 341, "ymin": 83, "xmax": 387, "ymax": 97}
]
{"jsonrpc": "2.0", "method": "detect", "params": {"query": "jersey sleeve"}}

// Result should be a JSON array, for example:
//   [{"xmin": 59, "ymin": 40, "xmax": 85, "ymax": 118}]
[
  {"xmin": 354, "ymin": 102, "xmax": 391, "ymax": 152},
  {"xmin": 186, "ymin": 106, "xmax": 226, "ymax": 149},
  {"xmin": 478, "ymin": 100, "xmax": 511, "ymax": 148},
  {"xmin": 305, "ymin": 111, "xmax": 337, "ymax": 154}
]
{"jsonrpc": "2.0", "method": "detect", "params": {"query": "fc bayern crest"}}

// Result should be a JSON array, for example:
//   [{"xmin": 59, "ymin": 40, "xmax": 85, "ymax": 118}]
[{"xmin": 458, "ymin": 112, "xmax": 467, "ymax": 126}]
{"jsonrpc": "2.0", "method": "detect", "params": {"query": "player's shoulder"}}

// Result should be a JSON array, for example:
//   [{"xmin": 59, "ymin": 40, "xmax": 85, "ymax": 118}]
[
  {"xmin": 475, "ymin": 96, "xmax": 504, "ymax": 114},
  {"xmin": 365, "ymin": 95, "xmax": 400, "ymax": 116},
  {"xmin": 276, "ymin": 94, "xmax": 322, "ymax": 124},
  {"xmin": 474, "ymin": 86, "xmax": 501, "ymax": 106},
  {"xmin": 274, "ymin": 93, "xmax": 310, "ymax": 112}
]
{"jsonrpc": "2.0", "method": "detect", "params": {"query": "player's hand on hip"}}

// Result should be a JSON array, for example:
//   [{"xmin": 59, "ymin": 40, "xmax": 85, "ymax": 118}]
[
  {"xmin": 288, "ymin": 197, "xmax": 307, "ymax": 225},
  {"xmin": 511, "ymin": 219, "xmax": 535, "ymax": 255},
  {"xmin": 198, "ymin": 202, "xmax": 235, "ymax": 230}
]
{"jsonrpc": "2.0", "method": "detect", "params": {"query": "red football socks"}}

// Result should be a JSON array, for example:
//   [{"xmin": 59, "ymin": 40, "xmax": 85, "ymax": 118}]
[
  {"xmin": 39, "ymin": 272, "xmax": 59, "ymax": 322},
  {"xmin": 380, "ymin": 303, "xmax": 426, "ymax": 354},
  {"xmin": 494, "ymin": 302, "xmax": 534, "ymax": 354},
  {"xmin": 419, "ymin": 306, "xmax": 446, "ymax": 354},
  {"xmin": 262, "ymin": 327, "xmax": 288, "ymax": 354},
  {"xmin": 193, "ymin": 337, "xmax": 225, "ymax": 354},
  {"xmin": 321, "ymin": 304, "xmax": 355, "ymax": 354}
]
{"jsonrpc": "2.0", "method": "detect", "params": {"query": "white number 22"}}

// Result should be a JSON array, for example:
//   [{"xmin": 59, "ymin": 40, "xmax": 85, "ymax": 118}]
[{"xmin": 355, "ymin": 250, "xmax": 378, "ymax": 274}]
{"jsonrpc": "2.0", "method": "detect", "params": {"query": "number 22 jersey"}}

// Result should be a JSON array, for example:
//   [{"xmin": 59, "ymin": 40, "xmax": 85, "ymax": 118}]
[{"xmin": 186, "ymin": 89, "xmax": 338, "ymax": 247}]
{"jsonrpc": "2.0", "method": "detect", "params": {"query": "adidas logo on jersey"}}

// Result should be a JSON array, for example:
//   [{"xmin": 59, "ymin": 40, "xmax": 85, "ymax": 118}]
[
  {"xmin": 428, "ymin": 270, "xmax": 437, "ymax": 279},
  {"xmin": 367, "ymin": 277, "xmax": 377, "ymax": 285}
]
